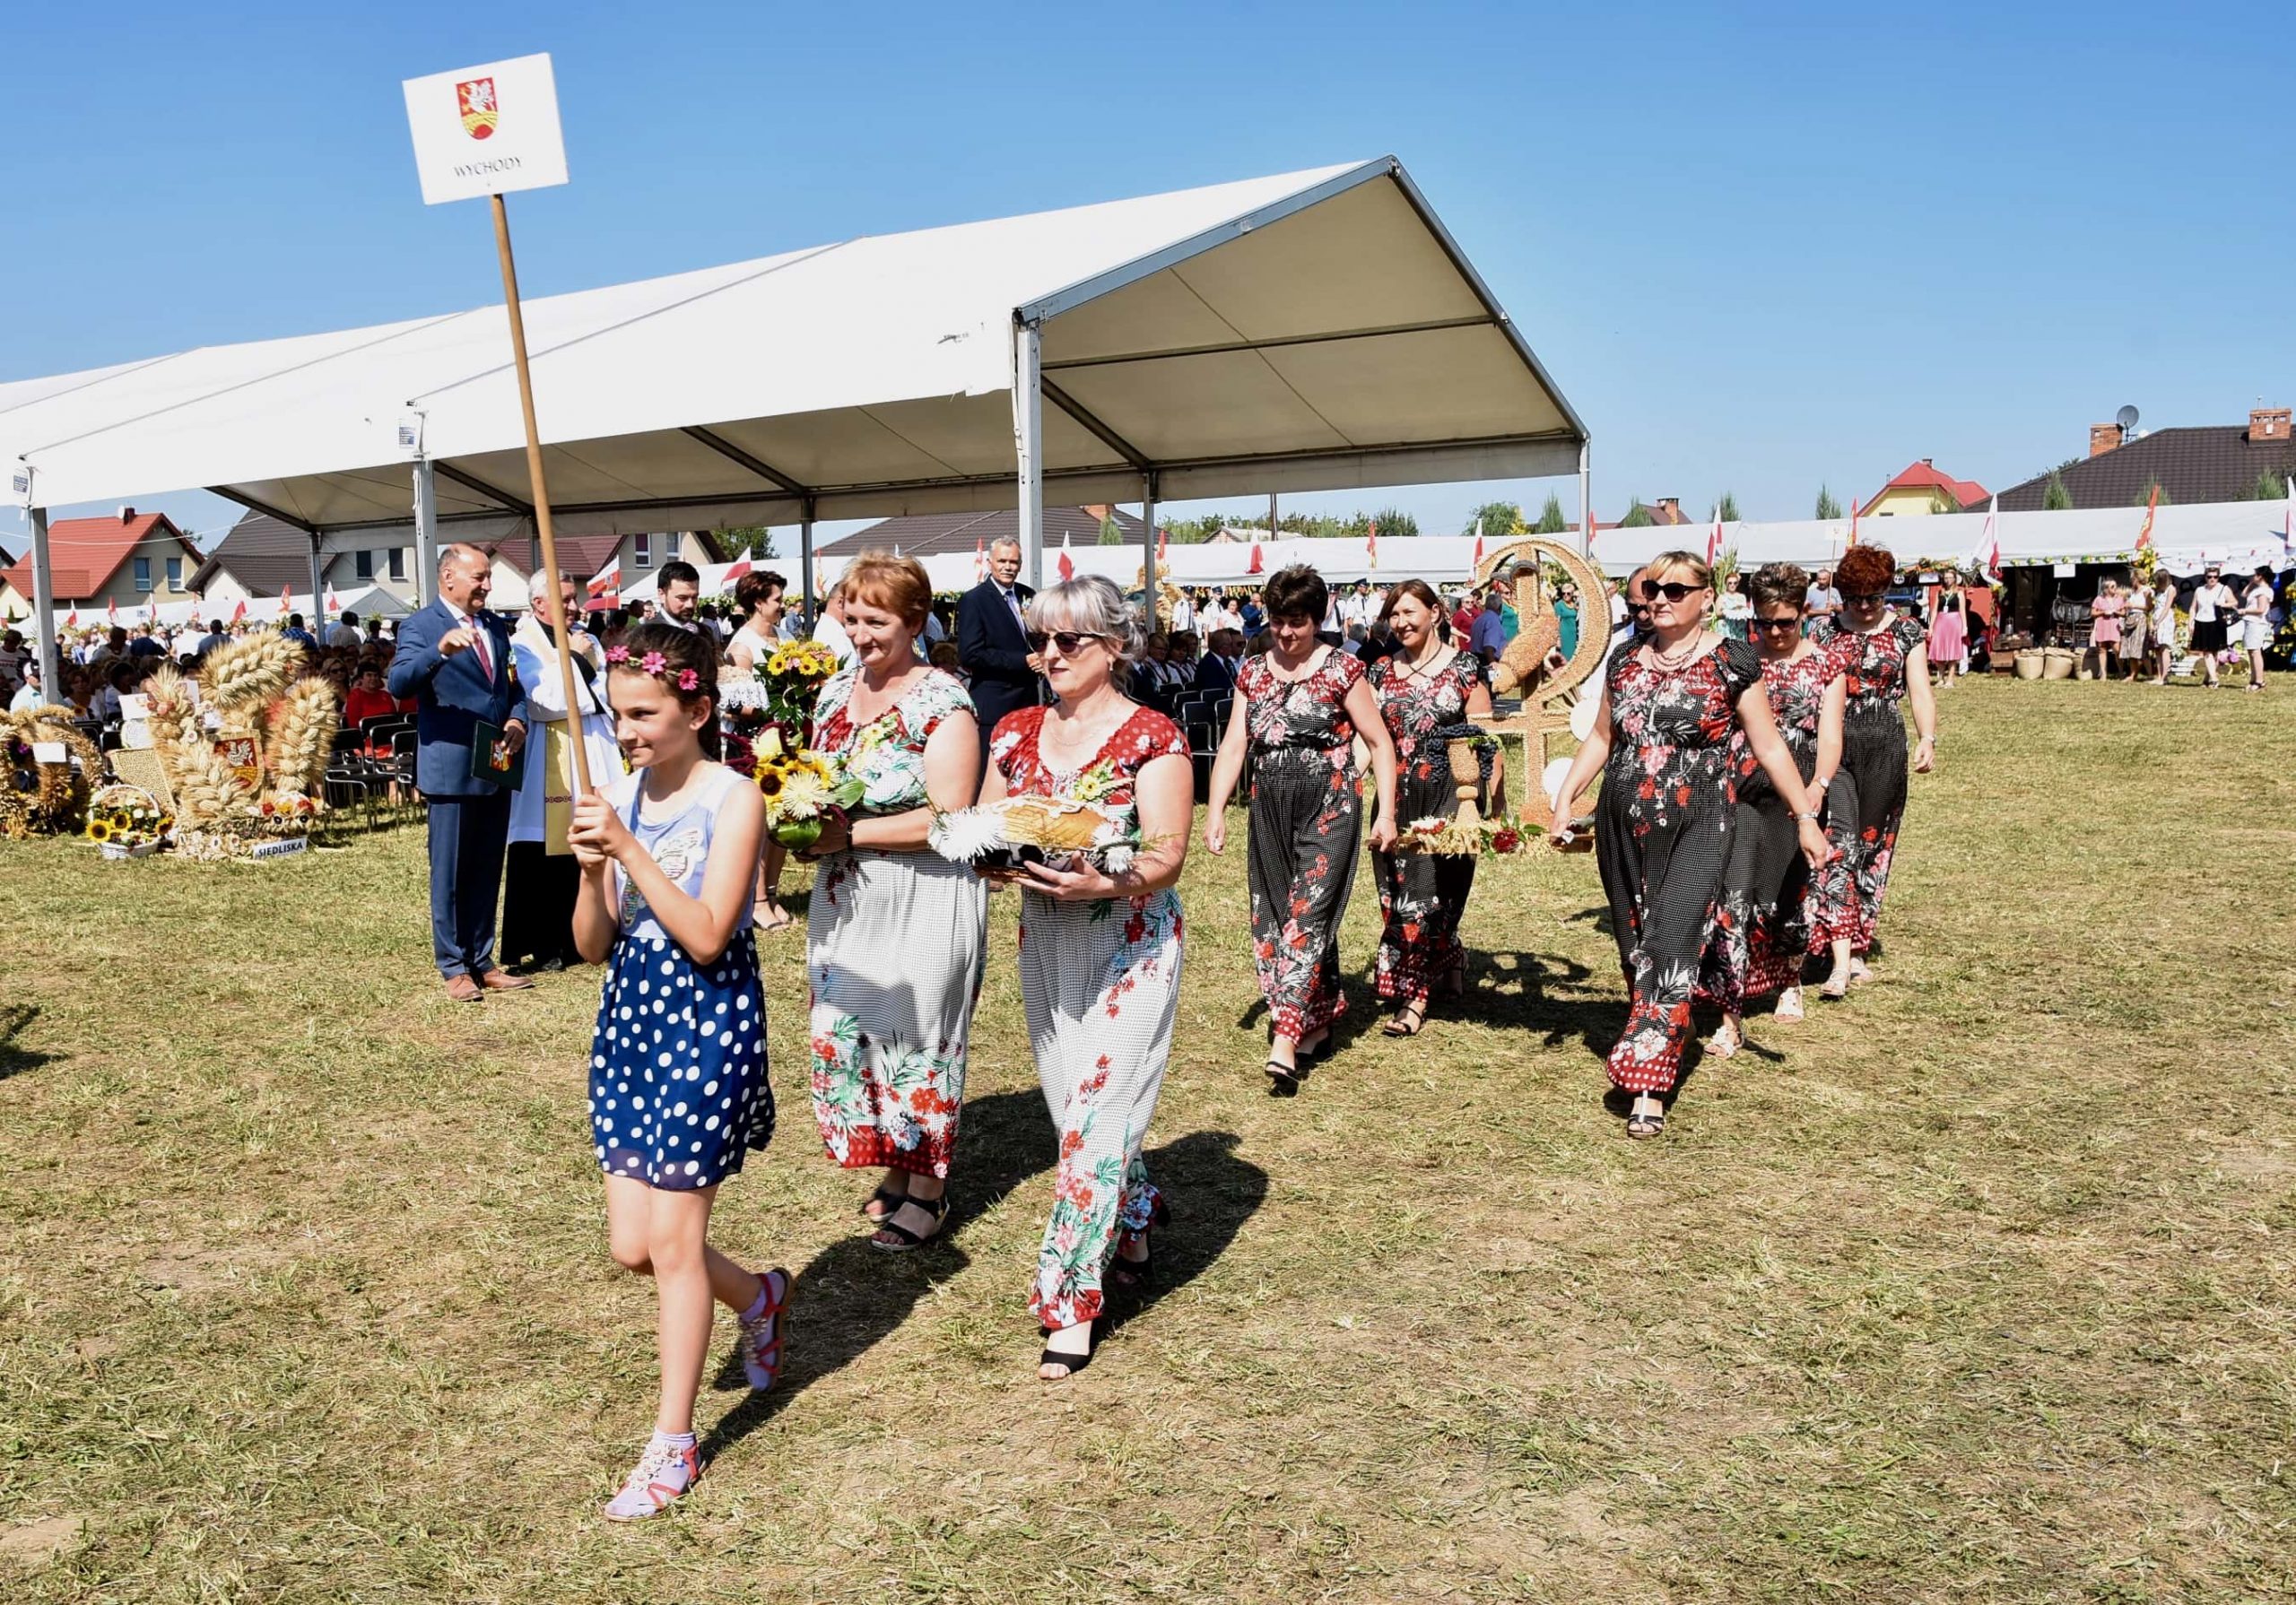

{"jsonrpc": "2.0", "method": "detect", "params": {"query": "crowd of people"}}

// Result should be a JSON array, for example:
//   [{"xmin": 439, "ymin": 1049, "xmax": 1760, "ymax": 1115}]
[{"xmin": 370, "ymin": 529, "xmax": 1944, "ymax": 1522}]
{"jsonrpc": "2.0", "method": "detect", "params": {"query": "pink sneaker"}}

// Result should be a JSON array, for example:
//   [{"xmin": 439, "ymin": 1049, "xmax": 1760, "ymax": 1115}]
[{"xmin": 603, "ymin": 1437, "xmax": 700, "ymax": 1523}]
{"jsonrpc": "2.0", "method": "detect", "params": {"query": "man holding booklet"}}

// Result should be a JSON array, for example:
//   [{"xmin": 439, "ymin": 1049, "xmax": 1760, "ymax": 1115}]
[{"xmin": 388, "ymin": 542, "xmax": 533, "ymax": 1002}]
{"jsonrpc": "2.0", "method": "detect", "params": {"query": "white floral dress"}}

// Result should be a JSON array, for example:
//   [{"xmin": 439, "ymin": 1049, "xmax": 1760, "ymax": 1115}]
[{"xmin": 805, "ymin": 666, "xmax": 987, "ymax": 1179}]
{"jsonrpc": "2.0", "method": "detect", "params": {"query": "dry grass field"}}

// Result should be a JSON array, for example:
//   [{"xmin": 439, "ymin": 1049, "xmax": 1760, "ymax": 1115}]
[{"xmin": 3, "ymin": 676, "xmax": 2292, "ymax": 1603}]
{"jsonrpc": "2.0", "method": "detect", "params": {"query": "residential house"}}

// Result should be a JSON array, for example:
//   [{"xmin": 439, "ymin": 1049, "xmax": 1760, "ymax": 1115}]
[
  {"xmin": 1990, "ymin": 405, "xmax": 2296, "ymax": 511},
  {"xmin": 1861, "ymin": 461, "xmax": 1989, "ymax": 518},
  {"xmin": 0, "ymin": 508, "xmax": 205, "ymax": 620},
  {"xmin": 488, "ymin": 529, "xmax": 730, "ymax": 611}
]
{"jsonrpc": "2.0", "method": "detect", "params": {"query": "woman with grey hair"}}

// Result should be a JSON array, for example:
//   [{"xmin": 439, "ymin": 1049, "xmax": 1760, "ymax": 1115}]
[{"xmin": 978, "ymin": 575, "xmax": 1195, "ymax": 1380}]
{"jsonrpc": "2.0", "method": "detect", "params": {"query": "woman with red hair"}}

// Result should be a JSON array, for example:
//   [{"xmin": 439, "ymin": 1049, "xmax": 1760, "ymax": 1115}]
[{"xmin": 1809, "ymin": 543, "xmax": 1936, "ymax": 993}]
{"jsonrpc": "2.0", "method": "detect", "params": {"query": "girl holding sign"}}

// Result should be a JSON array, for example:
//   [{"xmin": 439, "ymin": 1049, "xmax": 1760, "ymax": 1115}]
[{"xmin": 570, "ymin": 622, "xmax": 787, "ymax": 1522}]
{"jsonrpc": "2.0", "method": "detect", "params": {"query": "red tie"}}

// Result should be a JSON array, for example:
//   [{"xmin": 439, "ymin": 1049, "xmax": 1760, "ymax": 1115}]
[{"xmin": 467, "ymin": 620, "xmax": 491, "ymax": 681}]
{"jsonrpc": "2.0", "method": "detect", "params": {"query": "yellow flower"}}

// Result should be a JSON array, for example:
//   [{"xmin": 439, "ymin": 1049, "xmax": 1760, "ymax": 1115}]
[
  {"xmin": 755, "ymin": 764, "xmax": 787, "ymax": 800},
  {"xmin": 86, "ymin": 818, "xmax": 113, "ymax": 842},
  {"xmin": 778, "ymin": 764, "xmax": 831, "ymax": 818}
]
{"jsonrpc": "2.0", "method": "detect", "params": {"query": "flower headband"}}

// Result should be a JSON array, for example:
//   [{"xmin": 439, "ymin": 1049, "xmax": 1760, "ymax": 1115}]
[{"xmin": 604, "ymin": 644, "xmax": 701, "ymax": 691}]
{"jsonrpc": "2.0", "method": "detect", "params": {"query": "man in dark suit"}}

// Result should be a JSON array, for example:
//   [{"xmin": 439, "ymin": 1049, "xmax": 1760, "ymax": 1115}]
[
  {"xmin": 388, "ymin": 543, "xmax": 533, "ymax": 1003},
  {"xmin": 1192, "ymin": 629, "xmax": 1244, "ymax": 693},
  {"xmin": 954, "ymin": 536, "xmax": 1041, "ymax": 768}
]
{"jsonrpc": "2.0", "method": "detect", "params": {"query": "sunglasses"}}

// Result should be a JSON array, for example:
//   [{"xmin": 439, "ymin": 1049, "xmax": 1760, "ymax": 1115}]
[
  {"xmin": 1753, "ymin": 616, "xmax": 1803, "ymax": 631},
  {"xmin": 1639, "ymin": 581, "xmax": 1707, "ymax": 603},
  {"xmin": 1840, "ymin": 591, "xmax": 1887, "ymax": 605},
  {"xmin": 1026, "ymin": 629, "xmax": 1112, "ymax": 655}
]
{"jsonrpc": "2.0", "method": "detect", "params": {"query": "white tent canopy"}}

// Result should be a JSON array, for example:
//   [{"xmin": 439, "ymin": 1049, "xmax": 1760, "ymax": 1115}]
[
  {"xmin": 35, "ymin": 582, "xmax": 413, "ymax": 634},
  {"xmin": 2, "ymin": 158, "xmax": 1583, "ymax": 534},
  {"xmin": 1594, "ymin": 500, "xmax": 2295, "ymax": 580}
]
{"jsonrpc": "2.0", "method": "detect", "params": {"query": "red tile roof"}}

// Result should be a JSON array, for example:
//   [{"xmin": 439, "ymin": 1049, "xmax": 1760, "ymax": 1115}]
[
  {"xmin": 1863, "ymin": 461, "xmax": 1989, "ymax": 516},
  {"xmin": 0, "ymin": 511, "xmax": 201, "ymax": 602}
]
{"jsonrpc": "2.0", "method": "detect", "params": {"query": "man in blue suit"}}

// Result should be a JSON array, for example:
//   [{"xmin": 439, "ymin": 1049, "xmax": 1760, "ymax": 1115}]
[
  {"xmin": 954, "ymin": 536, "xmax": 1040, "ymax": 773},
  {"xmin": 388, "ymin": 543, "xmax": 533, "ymax": 1003}
]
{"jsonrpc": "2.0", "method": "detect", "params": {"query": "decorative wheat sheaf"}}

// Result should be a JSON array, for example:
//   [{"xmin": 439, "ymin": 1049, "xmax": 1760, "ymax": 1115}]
[
  {"xmin": 196, "ymin": 632, "xmax": 302, "ymax": 714},
  {"xmin": 265, "ymin": 678, "xmax": 341, "ymax": 797}
]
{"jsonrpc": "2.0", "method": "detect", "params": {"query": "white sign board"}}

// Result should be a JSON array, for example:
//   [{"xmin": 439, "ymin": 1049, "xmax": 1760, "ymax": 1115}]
[{"xmin": 403, "ymin": 53, "xmax": 568, "ymax": 206}]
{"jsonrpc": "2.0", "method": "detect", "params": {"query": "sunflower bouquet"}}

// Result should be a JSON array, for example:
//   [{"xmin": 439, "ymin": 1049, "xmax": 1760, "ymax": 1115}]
[
  {"xmin": 83, "ymin": 785, "xmax": 174, "ymax": 859},
  {"xmin": 752, "ymin": 732, "xmax": 865, "ymax": 851},
  {"xmin": 750, "ymin": 639, "xmax": 843, "ymax": 744}
]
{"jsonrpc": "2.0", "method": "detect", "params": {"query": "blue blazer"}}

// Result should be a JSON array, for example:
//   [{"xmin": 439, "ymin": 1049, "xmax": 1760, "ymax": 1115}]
[{"xmin": 387, "ymin": 599, "xmax": 528, "ymax": 797}]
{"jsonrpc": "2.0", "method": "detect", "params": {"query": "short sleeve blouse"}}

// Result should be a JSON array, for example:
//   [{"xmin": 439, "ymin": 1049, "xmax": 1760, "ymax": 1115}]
[
  {"xmin": 991, "ymin": 703, "xmax": 1188, "ymax": 841},
  {"xmin": 812, "ymin": 665, "xmax": 976, "ymax": 813},
  {"xmin": 1235, "ymin": 647, "xmax": 1366, "ymax": 755}
]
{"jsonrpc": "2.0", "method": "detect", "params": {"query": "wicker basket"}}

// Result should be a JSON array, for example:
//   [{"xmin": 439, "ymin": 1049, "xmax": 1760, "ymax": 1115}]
[
  {"xmin": 2013, "ymin": 650, "xmax": 2044, "ymax": 681},
  {"xmin": 2041, "ymin": 647, "xmax": 2075, "ymax": 681}
]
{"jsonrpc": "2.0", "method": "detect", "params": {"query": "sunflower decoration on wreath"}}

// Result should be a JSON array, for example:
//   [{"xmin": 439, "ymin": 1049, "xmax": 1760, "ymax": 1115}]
[{"xmin": 0, "ymin": 707, "xmax": 103, "ymax": 839}]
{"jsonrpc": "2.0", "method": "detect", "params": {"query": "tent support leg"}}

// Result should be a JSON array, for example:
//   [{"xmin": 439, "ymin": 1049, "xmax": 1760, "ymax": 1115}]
[
  {"xmin": 1013, "ymin": 319, "xmax": 1044, "ymax": 591},
  {"xmin": 1141, "ymin": 473, "xmax": 1159, "ymax": 626},
  {"xmin": 413, "ymin": 459, "xmax": 440, "ymax": 608},
  {"xmin": 1578, "ymin": 442, "xmax": 1593, "ymax": 562},
  {"xmin": 309, "ymin": 535, "xmax": 326, "ymax": 640},
  {"xmin": 799, "ymin": 498, "xmax": 817, "ymax": 634},
  {"xmin": 29, "ymin": 505, "xmax": 58, "ymax": 706}
]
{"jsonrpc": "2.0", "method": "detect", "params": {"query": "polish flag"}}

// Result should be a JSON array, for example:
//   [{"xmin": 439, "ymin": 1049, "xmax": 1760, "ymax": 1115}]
[
  {"xmin": 231, "ymin": 597, "xmax": 248, "ymax": 622},
  {"xmin": 279, "ymin": 582, "xmax": 292, "ymax": 620},
  {"xmin": 65, "ymin": 604, "xmax": 80, "ymax": 629},
  {"xmin": 587, "ymin": 560, "xmax": 622, "ymax": 611},
  {"xmin": 1848, "ymin": 496, "xmax": 1861, "ymax": 548},
  {"xmin": 972, "ymin": 534, "xmax": 986, "ymax": 585},
  {"xmin": 1472, "ymin": 515, "xmax": 1485, "ymax": 572},
  {"xmin": 721, "ymin": 557, "xmax": 752, "ymax": 587},
  {"xmin": 1706, "ymin": 506, "xmax": 1723, "ymax": 566},
  {"xmin": 1365, "ymin": 517, "xmax": 1379, "ymax": 571},
  {"xmin": 1247, "ymin": 539, "xmax": 1265, "ymax": 576},
  {"xmin": 1056, "ymin": 530, "xmax": 1075, "ymax": 583},
  {"xmin": 2135, "ymin": 482, "xmax": 2159, "ymax": 551},
  {"xmin": 325, "ymin": 584, "xmax": 341, "ymax": 614},
  {"xmin": 108, "ymin": 594, "xmax": 118, "ymax": 623},
  {"xmin": 2283, "ymin": 473, "xmax": 2294, "ymax": 559},
  {"xmin": 1156, "ymin": 525, "xmax": 1169, "ymax": 563}
]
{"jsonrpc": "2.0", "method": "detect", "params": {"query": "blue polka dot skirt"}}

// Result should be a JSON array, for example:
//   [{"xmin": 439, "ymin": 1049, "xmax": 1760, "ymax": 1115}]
[{"xmin": 588, "ymin": 929, "xmax": 773, "ymax": 1189}]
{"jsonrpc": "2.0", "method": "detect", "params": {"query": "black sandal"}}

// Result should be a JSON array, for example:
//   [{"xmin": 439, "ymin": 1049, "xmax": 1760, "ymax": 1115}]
[
  {"xmin": 1109, "ymin": 1201, "xmax": 1170, "ymax": 1288},
  {"xmin": 858, "ymin": 1184, "xmax": 907, "ymax": 1221},
  {"xmin": 1265, "ymin": 1057, "xmax": 1302, "ymax": 1096},
  {"xmin": 1038, "ymin": 1318, "xmax": 1101, "ymax": 1380},
  {"xmin": 1625, "ymin": 1097, "xmax": 1666, "ymax": 1140},
  {"xmin": 868, "ymin": 1193, "xmax": 949, "ymax": 1252},
  {"xmin": 1381, "ymin": 1004, "xmax": 1426, "ymax": 1037}
]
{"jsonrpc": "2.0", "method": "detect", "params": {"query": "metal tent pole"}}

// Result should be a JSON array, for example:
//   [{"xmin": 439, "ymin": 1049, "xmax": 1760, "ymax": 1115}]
[
  {"xmin": 1013, "ymin": 319, "xmax": 1044, "ymax": 590},
  {"xmin": 1578, "ymin": 443, "xmax": 1594, "ymax": 561},
  {"xmin": 1140, "ymin": 473, "xmax": 1158, "ymax": 625},
  {"xmin": 799, "ymin": 499, "xmax": 817, "ymax": 632},
  {"xmin": 1267, "ymin": 490, "xmax": 1277, "ymax": 547},
  {"xmin": 413, "ymin": 458, "xmax": 441, "ymax": 608},
  {"xmin": 308, "ymin": 534, "xmax": 326, "ymax": 641},
  {"xmin": 28, "ymin": 505, "xmax": 58, "ymax": 706}
]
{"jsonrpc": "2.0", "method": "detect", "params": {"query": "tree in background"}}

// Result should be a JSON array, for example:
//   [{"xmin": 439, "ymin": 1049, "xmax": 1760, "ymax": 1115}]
[
  {"xmin": 1465, "ymin": 500, "xmax": 1523, "ymax": 539},
  {"xmin": 1618, "ymin": 498, "xmax": 1656, "ymax": 528},
  {"xmin": 717, "ymin": 526, "xmax": 778, "ymax": 559},
  {"xmin": 1717, "ymin": 492, "xmax": 1741, "ymax": 522},
  {"xmin": 2132, "ymin": 478, "xmax": 2169, "ymax": 508},
  {"xmin": 1097, "ymin": 515, "xmax": 1126, "ymax": 545},
  {"xmin": 1814, "ymin": 486, "xmax": 1843, "ymax": 520},
  {"xmin": 2246, "ymin": 469, "xmax": 2288, "ymax": 501},
  {"xmin": 2043, "ymin": 473, "xmax": 2074, "ymax": 511},
  {"xmin": 1533, "ymin": 493, "xmax": 1569, "ymax": 534}
]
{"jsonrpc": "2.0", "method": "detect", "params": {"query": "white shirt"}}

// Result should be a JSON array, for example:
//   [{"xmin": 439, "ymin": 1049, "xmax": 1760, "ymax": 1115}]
[
  {"xmin": 10, "ymin": 681, "xmax": 43, "ymax": 712},
  {"xmin": 325, "ymin": 621, "xmax": 361, "ymax": 649},
  {"xmin": 2191, "ymin": 582, "xmax": 2234, "ymax": 621},
  {"xmin": 1170, "ymin": 597, "xmax": 1196, "ymax": 633},
  {"xmin": 813, "ymin": 608, "xmax": 855, "ymax": 666}
]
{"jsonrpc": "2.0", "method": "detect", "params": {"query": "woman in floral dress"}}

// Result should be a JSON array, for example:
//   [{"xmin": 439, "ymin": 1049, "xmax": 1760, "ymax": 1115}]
[
  {"xmin": 1551, "ymin": 551, "xmax": 1833, "ymax": 1139},
  {"xmin": 1366, "ymin": 579, "xmax": 1493, "ymax": 1036},
  {"xmin": 802, "ymin": 554, "xmax": 987, "ymax": 1250},
  {"xmin": 978, "ymin": 576, "xmax": 1195, "ymax": 1382},
  {"xmin": 1808, "ymin": 543, "xmax": 1936, "ymax": 991},
  {"xmin": 1205, "ymin": 566, "xmax": 1397, "ymax": 1091},
  {"xmin": 1699, "ymin": 564, "xmax": 1855, "ymax": 1054}
]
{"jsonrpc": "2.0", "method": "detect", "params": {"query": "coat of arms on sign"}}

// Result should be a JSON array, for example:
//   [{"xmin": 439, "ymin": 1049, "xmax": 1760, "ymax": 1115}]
[{"xmin": 457, "ymin": 77, "xmax": 499, "ymax": 140}]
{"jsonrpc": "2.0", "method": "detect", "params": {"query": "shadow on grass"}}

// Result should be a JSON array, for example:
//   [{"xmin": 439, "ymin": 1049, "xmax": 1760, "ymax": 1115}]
[
  {"xmin": 702, "ymin": 1089, "xmax": 1053, "ymax": 1456},
  {"xmin": 1100, "ymin": 1130, "xmax": 1267, "ymax": 1343},
  {"xmin": 0, "ymin": 1003, "xmax": 56, "ymax": 1080}
]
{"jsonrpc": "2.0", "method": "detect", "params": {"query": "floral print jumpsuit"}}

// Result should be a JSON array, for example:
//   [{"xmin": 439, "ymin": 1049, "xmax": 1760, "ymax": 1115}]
[
  {"xmin": 1238, "ymin": 648, "xmax": 1366, "ymax": 1041},
  {"xmin": 1809, "ymin": 614, "xmax": 1925, "ymax": 957},
  {"xmin": 1699, "ymin": 647, "xmax": 1858, "ymax": 1011},
  {"xmin": 805, "ymin": 667, "xmax": 988, "ymax": 1179},
  {"xmin": 1596, "ymin": 638, "xmax": 1761, "ymax": 1094},
  {"xmin": 1367, "ymin": 650, "xmax": 1487, "ymax": 1009},
  {"xmin": 993, "ymin": 705, "xmax": 1187, "ymax": 1331}
]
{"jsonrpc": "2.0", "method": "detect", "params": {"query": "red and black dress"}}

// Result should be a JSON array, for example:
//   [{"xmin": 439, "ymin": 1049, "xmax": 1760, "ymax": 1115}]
[
  {"xmin": 1596, "ymin": 638, "xmax": 1761, "ymax": 1094},
  {"xmin": 1238, "ymin": 648, "xmax": 1366, "ymax": 1042},
  {"xmin": 1809, "ymin": 614, "xmax": 1925, "ymax": 957},
  {"xmin": 1366, "ymin": 649, "xmax": 1487, "ymax": 1010},
  {"xmin": 1700, "ymin": 647, "xmax": 1857, "ymax": 1011}
]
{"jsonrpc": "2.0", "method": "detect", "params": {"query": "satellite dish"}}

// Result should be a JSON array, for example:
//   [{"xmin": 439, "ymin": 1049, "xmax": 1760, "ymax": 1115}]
[{"xmin": 2116, "ymin": 404, "xmax": 2140, "ymax": 431}]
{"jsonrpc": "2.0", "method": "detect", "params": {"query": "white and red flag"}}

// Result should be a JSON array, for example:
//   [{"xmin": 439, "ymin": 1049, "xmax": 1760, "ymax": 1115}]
[
  {"xmin": 2135, "ymin": 482, "xmax": 2159, "ymax": 551},
  {"xmin": 720, "ymin": 557, "xmax": 752, "ymax": 587},
  {"xmin": 587, "ymin": 560, "xmax": 621, "ymax": 611},
  {"xmin": 326, "ymin": 584, "xmax": 341, "ymax": 614},
  {"xmin": 1977, "ymin": 496, "xmax": 2001, "ymax": 579},
  {"xmin": 1056, "ymin": 531, "xmax": 1075, "ymax": 583},
  {"xmin": 972, "ymin": 534, "xmax": 986, "ymax": 585},
  {"xmin": 1706, "ymin": 506, "xmax": 1723, "ymax": 566},
  {"xmin": 108, "ymin": 594, "xmax": 118, "ymax": 623},
  {"xmin": 231, "ymin": 597, "xmax": 248, "ymax": 622},
  {"xmin": 1247, "ymin": 539, "xmax": 1265, "ymax": 576},
  {"xmin": 1365, "ymin": 517, "xmax": 1378, "ymax": 571}
]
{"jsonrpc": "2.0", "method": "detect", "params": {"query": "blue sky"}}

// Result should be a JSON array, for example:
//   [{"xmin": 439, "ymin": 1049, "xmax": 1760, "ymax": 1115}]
[{"xmin": 4, "ymin": 1, "xmax": 2288, "ymax": 554}]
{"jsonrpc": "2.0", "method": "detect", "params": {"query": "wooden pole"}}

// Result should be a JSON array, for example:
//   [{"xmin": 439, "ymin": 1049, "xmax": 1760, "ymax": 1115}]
[{"xmin": 489, "ymin": 191, "xmax": 594, "ymax": 797}]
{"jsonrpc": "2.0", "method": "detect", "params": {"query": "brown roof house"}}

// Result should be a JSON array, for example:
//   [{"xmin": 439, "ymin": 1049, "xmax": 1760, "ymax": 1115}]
[
  {"xmin": 1993, "ymin": 405, "xmax": 2296, "ymax": 510},
  {"xmin": 1, "ymin": 508, "xmax": 204, "ymax": 620}
]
